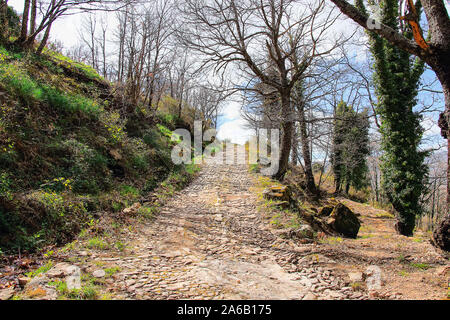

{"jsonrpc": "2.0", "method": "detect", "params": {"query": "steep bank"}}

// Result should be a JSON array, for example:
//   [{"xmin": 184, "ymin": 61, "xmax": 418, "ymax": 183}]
[{"xmin": 0, "ymin": 45, "xmax": 197, "ymax": 253}]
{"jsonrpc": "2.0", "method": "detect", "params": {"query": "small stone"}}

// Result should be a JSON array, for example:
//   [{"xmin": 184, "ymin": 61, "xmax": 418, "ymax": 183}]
[
  {"xmin": 348, "ymin": 272, "xmax": 363, "ymax": 283},
  {"xmin": 302, "ymin": 292, "xmax": 317, "ymax": 300},
  {"xmin": 125, "ymin": 279, "xmax": 136, "ymax": 287},
  {"xmin": 93, "ymin": 270, "xmax": 106, "ymax": 278}
]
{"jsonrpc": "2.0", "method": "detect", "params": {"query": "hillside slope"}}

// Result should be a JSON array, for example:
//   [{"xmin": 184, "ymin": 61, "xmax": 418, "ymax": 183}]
[{"xmin": 0, "ymin": 45, "xmax": 197, "ymax": 253}]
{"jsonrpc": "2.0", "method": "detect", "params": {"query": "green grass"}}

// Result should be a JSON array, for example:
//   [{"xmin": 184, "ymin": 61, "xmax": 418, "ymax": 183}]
[
  {"xmin": 105, "ymin": 267, "xmax": 121, "ymax": 277},
  {"xmin": 410, "ymin": 263, "xmax": 431, "ymax": 270},
  {"xmin": 86, "ymin": 237, "xmax": 109, "ymax": 250},
  {"xmin": 26, "ymin": 261, "xmax": 54, "ymax": 278},
  {"xmin": 45, "ymin": 49, "xmax": 104, "ymax": 82}
]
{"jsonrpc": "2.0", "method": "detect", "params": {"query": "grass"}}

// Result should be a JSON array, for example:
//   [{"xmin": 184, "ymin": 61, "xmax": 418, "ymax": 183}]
[
  {"xmin": 26, "ymin": 261, "xmax": 54, "ymax": 278},
  {"xmin": 86, "ymin": 237, "xmax": 110, "ymax": 250},
  {"xmin": 319, "ymin": 236, "xmax": 344, "ymax": 245},
  {"xmin": 410, "ymin": 263, "xmax": 431, "ymax": 270},
  {"xmin": 105, "ymin": 266, "xmax": 121, "ymax": 277},
  {"xmin": 50, "ymin": 277, "xmax": 100, "ymax": 300}
]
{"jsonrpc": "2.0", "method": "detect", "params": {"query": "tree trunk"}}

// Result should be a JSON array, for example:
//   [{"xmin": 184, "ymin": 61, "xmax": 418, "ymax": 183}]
[
  {"xmin": 29, "ymin": 0, "xmax": 36, "ymax": 34},
  {"xmin": 36, "ymin": 22, "xmax": 51, "ymax": 55},
  {"xmin": 298, "ymin": 100, "xmax": 317, "ymax": 195},
  {"xmin": 274, "ymin": 92, "xmax": 293, "ymax": 180},
  {"xmin": 292, "ymin": 124, "xmax": 298, "ymax": 166},
  {"xmin": 0, "ymin": 0, "xmax": 8, "ymax": 41},
  {"xmin": 431, "ymin": 56, "xmax": 450, "ymax": 251},
  {"xmin": 18, "ymin": 0, "xmax": 30, "ymax": 43}
]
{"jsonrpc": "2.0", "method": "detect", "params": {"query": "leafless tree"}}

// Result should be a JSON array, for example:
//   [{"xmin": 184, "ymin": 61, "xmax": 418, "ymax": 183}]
[{"xmin": 179, "ymin": 0, "xmax": 347, "ymax": 181}]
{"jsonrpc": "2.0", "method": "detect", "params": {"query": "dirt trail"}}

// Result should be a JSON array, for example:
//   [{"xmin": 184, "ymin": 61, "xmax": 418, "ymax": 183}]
[
  {"xmin": 88, "ymin": 151, "xmax": 359, "ymax": 300},
  {"xmin": 6, "ymin": 149, "xmax": 447, "ymax": 300}
]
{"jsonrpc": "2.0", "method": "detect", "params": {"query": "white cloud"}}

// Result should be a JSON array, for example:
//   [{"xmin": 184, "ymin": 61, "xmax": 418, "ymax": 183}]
[{"xmin": 217, "ymin": 118, "xmax": 253, "ymax": 145}]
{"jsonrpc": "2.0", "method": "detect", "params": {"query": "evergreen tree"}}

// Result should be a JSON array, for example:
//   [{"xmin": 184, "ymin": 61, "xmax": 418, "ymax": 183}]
[
  {"xmin": 356, "ymin": 0, "xmax": 428, "ymax": 236},
  {"xmin": 332, "ymin": 101, "xmax": 370, "ymax": 194}
]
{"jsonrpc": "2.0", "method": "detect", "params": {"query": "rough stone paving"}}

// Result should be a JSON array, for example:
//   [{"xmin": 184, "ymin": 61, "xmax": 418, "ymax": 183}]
[{"xmin": 98, "ymin": 150, "xmax": 369, "ymax": 300}]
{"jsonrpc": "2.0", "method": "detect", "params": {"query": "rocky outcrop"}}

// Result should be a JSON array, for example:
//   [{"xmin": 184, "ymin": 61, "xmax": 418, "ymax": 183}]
[
  {"xmin": 263, "ymin": 185, "xmax": 294, "ymax": 209},
  {"xmin": 325, "ymin": 203, "xmax": 361, "ymax": 239},
  {"xmin": 432, "ymin": 216, "xmax": 449, "ymax": 252}
]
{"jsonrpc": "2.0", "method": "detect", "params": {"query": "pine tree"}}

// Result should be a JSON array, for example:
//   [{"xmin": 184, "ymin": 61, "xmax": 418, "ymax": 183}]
[
  {"xmin": 332, "ymin": 101, "xmax": 370, "ymax": 194},
  {"xmin": 356, "ymin": 0, "xmax": 428, "ymax": 236}
]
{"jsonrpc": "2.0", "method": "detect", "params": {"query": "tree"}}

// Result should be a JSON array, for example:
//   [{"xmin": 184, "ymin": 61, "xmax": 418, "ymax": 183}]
[
  {"xmin": 329, "ymin": 0, "xmax": 449, "ymax": 239},
  {"xmin": 352, "ymin": 0, "xmax": 428, "ymax": 236},
  {"xmin": 180, "ymin": 0, "xmax": 343, "ymax": 180},
  {"xmin": 332, "ymin": 101, "xmax": 370, "ymax": 194},
  {"xmin": 16, "ymin": 0, "xmax": 128, "ymax": 53},
  {"xmin": 292, "ymin": 80, "xmax": 318, "ymax": 195}
]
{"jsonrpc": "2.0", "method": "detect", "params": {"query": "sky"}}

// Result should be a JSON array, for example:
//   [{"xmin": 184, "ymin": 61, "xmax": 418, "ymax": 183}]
[{"xmin": 8, "ymin": 0, "xmax": 448, "ymax": 148}]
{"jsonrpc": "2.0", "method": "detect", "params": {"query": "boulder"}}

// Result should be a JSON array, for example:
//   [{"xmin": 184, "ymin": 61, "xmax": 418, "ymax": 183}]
[
  {"xmin": 326, "ymin": 203, "xmax": 360, "ymax": 238},
  {"xmin": 263, "ymin": 185, "xmax": 292, "ymax": 207},
  {"xmin": 318, "ymin": 206, "xmax": 334, "ymax": 217},
  {"xmin": 432, "ymin": 216, "xmax": 449, "ymax": 252},
  {"xmin": 46, "ymin": 262, "xmax": 74, "ymax": 278}
]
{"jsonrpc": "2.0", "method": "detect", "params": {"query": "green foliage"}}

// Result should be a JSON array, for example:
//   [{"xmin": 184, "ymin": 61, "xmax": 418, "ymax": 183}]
[
  {"xmin": 0, "ymin": 44, "xmax": 199, "ymax": 254},
  {"xmin": 26, "ymin": 261, "xmax": 54, "ymax": 278},
  {"xmin": 358, "ymin": 0, "xmax": 428, "ymax": 236},
  {"xmin": 0, "ymin": 171, "xmax": 12, "ymax": 199},
  {"xmin": 332, "ymin": 101, "xmax": 370, "ymax": 193},
  {"xmin": 87, "ymin": 237, "xmax": 110, "ymax": 250}
]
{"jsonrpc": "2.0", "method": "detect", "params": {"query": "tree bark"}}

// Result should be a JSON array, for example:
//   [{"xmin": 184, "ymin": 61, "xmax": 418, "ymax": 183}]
[
  {"xmin": 36, "ymin": 22, "xmax": 51, "ymax": 55},
  {"xmin": 274, "ymin": 92, "xmax": 293, "ymax": 180},
  {"xmin": 298, "ymin": 100, "xmax": 317, "ymax": 195},
  {"xmin": 18, "ymin": 0, "xmax": 30, "ymax": 43},
  {"xmin": 0, "ymin": 0, "xmax": 7, "ymax": 41}
]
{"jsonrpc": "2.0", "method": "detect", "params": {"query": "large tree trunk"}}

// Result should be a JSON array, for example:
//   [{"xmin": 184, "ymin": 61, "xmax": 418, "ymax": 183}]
[
  {"xmin": 298, "ymin": 100, "xmax": 317, "ymax": 195},
  {"xmin": 274, "ymin": 92, "xmax": 293, "ymax": 180},
  {"xmin": 18, "ymin": 0, "xmax": 30, "ymax": 43},
  {"xmin": 292, "ymin": 124, "xmax": 298, "ymax": 166},
  {"xmin": 431, "ymin": 58, "xmax": 450, "ymax": 251},
  {"xmin": 0, "ymin": 0, "xmax": 8, "ymax": 41},
  {"xmin": 329, "ymin": 0, "xmax": 450, "ymax": 250}
]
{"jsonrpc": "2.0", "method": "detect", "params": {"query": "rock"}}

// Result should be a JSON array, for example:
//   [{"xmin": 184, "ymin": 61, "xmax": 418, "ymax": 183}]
[
  {"xmin": 23, "ymin": 275, "xmax": 58, "ymax": 300},
  {"xmin": 93, "ymin": 270, "xmax": 106, "ymax": 278},
  {"xmin": 0, "ymin": 287, "xmax": 14, "ymax": 300},
  {"xmin": 65, "ymin": 266, "xmax": 81, "ymax": 290},
  {"xmin": 436, "ymin": 265, "xmax": 450, "ymax": 276},
  {"xmin": 125, "ymin": 279, "xmax": 136, "ymax": 287},
  {"xmin": 432, "ymin": 216, "xmax": 449, "ymax": 252},
  {"xmin": 263, "ymin": 185, "xmax": 293, "ymax": 208},
  {"xmin": 123, "ymin": 202, "xmax": 142, "ymax": 215},
  {"xmin": 318, "ymin": 206, "xmax": 334, "ymax": 217},
  {"xmin": 302, "ymin": 292, "xmax": 317, "ymax": 300},
  {"xmin": 46, "ymin": 262, "xmax": 74, "ymax": 278},
  {"xmin": 326, "ymin": 203, "xmax": 360, "ymax": 238},
  {"xmin": 348, "ymin": 272, "xmax": 363, "ymax": 283},
  {"xmin": 295, "ymin": 225, "xmax": 315, "ymax": 239}
]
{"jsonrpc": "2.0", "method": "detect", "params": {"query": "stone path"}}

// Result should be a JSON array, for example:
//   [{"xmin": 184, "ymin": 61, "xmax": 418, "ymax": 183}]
[{"xmin": 98, "ymin": 151, "xmax": 368, "ymax": 300}]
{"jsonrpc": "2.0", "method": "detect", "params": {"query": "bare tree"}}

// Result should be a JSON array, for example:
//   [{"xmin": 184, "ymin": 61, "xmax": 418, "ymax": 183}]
[{"xmin": 180, "ymin": 0, "xmax": 345, "ymax": 181}]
